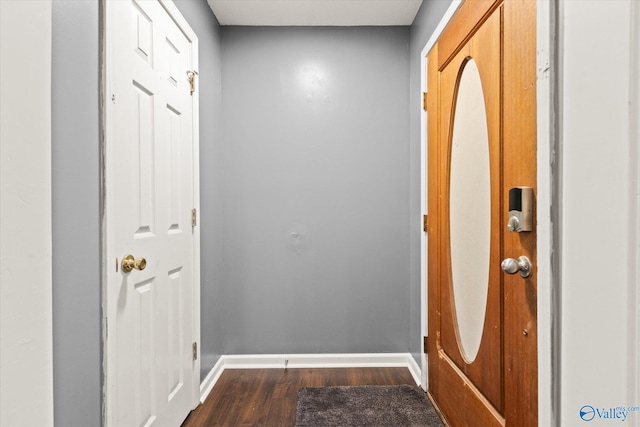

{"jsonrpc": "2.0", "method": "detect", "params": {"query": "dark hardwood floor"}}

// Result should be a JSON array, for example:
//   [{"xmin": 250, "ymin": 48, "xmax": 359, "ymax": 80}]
[{"xmin": 181, "ymin": 367, "xmax": 417, "ymax": 426}]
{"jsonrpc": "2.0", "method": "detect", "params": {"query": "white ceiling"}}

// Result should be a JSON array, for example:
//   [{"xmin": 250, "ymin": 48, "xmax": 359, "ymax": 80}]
[{"xmin": 206, "ymin": 0, "xmax": 424, "ymax": 26}]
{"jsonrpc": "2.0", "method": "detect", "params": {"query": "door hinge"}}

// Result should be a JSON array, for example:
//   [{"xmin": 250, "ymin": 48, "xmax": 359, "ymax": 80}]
[
  {"xmin": 191, "ymin": 208, "xmax": 197, "ymax": 228},
  {"xmin": 187, "ymin": 70, "xmax": 197, "ymax": 95},
  {"xmin": 423, "ymin": 214, "xmax": 428, "ymax": 233},
  {"xmin": 192, "ymin": 342, "xmax": 198, "ymax": 361},
  {"xmin": 424, "ymin": 336, "xmax": 428, "ymax": 354},
  {"xmin": 423, "ymin": 92, "xmax": 428, "ymax": 111}
]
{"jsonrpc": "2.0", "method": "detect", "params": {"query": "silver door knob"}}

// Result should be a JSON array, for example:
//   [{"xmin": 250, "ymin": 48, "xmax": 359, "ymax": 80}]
[{"xmin": 501, "ymin": 256, "xmax": 532, "ymax": 278}]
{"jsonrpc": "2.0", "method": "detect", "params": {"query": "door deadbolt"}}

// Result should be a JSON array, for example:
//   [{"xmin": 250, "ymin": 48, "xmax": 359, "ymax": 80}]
[
  {"xmin": 501, "ymin": 256, "xmax": 532, "ymax": 278},
  {"xmin": 507, "ymin": 187, "xmax": 533, "ymax": 232},
  {"xmin": 121, "ymin": 254, "xmax": 147, "ymax": 273}
]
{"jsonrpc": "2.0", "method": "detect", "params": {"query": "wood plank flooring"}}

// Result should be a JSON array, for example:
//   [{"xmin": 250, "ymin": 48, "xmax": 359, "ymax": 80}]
[{"xmin": 181, "ymin": 367, "xmax": 417, "ymax": 426}]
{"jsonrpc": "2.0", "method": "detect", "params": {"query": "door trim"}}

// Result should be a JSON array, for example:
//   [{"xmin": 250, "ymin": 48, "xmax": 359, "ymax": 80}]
[
  {"xmin": 100, "ymin": 0, "xmax": 201, "ymax": 423},
  {"xmin": 634, "ymin": 1, "xmax": 640, "ymax": 410},
  {"xmin": 419, "ymin": 0, "xmax": 463, "ymax": 392},
  {"xmin": 418, "ymin": 1, "xmax": 558, "ymax": 425},
  {"xmin": 534, "ymin": 1, "xmax": 560, "ymax": 425}
]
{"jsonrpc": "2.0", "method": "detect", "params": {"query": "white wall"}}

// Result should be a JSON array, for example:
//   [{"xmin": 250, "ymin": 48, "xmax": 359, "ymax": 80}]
[
  {"xmin": 0, "ymin": 1, "xmax": 54, "ymax": 425},
  {"xmin": 560, "ymin": 1, "xmax": 640, "ymax": 425}
]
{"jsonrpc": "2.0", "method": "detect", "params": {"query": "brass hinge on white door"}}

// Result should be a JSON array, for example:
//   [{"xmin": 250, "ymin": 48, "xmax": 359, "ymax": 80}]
[
  {"xmin": 423, "ymin": 214, "xmax": 428, "ymax": 233},
  {"xmin": 423, "ymin": 92, "xmax": 428, "ymax": 111},
  {"xmin": 187, "ymin": 70, "xmax": 197, "ymax": 95},
  {"xmin": 191, "ymin": 208, "xmax": 197, "ymax": 228},
  {"xmin": 192, "ymin": 342, "xmax": 198, "ymax": 361}
]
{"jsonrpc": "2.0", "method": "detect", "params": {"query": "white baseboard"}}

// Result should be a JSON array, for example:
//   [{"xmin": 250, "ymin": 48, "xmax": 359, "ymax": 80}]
[
  {"xmin": 199, "ymin": 356, "xmax": 225, "ymax": 403},
  {"xmin": 408, "ymin": 355, "xmax": 421, "ymax": 387},
  {"xmin": 199, "ymin": 353, "xmax": 422, "ymax": 403}
]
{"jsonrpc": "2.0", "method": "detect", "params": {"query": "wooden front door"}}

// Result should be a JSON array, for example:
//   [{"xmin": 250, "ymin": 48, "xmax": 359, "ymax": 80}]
[{"xmin": 426, "ymin": 1, "xmax": 537, "ymax": 426}]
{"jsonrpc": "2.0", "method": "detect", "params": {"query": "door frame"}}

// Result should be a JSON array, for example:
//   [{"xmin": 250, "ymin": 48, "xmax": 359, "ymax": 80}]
[
  {"xmin": 418, "ymin": 1, "xmax": 559, "ymax": 425},
  {"xmin": 100, "ymin": 0, "xmax": 201, "ymax": 423}
]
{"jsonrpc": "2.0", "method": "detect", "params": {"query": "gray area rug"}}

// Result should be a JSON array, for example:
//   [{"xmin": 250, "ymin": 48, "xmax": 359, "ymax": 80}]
[{"xmin": 295, "ymin": 385, "xmax": 444, "ymax": 426}]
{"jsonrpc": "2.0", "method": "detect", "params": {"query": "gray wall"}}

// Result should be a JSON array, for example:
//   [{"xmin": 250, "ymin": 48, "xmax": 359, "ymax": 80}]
[
  {"xmin": 219, "ymin": 27, "xmax": 411, "ymax": 354},
  {"xmin": 52, "ymin": 1, "xmax": 101, "ymax": 425},
  {"xmin": 173, "ymin": 0, "xmax": 224, "ymax": 383},
  {"xmin": 407, "ymin": 0, "xmax": 454, "ymax": 362},
  {"xmin": 52, "ymin": 0, "xmax": 222, "ymax": 425}
]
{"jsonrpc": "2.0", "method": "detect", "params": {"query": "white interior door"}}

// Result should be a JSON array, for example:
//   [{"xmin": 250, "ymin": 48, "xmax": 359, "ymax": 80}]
[{"xmin": 104, "ymin": 1, "xmax": 199, "ymax": 426}]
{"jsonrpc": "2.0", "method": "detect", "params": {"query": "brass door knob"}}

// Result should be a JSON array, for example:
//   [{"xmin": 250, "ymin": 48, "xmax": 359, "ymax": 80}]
[{"xmin": 121, "ymin": 254, "xmax": 147, "ymax": 273}]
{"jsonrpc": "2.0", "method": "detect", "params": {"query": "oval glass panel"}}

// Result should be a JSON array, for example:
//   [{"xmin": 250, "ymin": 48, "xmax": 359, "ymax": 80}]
[{"xmin": 449, "ymin": 59, "xmax": 491, "ymax": 363}]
